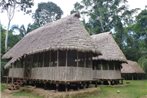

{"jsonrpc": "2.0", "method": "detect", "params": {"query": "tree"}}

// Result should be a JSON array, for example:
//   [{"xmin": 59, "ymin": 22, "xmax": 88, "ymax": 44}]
[
  {"xmin": 1, "ymin": 26, "xmax": 21, "ymax": 55},
  {"xmin": 71, "ymin": 0, "xmax": 138, "ymax": 49},
  {"xmin": 0, "ymin": 0, "xmax": 33, "ymax": 52},
  {"xmin": 11, "ymin": 23, "xmax": 36, "ymax": 38},
  {"xmin": 122, "ymin": 9, "xmax": 147, "ymax": 63},
  {"xmin": 33, "ymin": 2, "xmax": 63, "ymax": 27}
]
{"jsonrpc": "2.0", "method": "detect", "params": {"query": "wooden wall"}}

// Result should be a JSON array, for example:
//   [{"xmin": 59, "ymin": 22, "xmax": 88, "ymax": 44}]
[
  {"xmin": 9, "ymin": 68, "xmax": 24, "ymax": 78},
  {"xmin": 31, "ymin": 67, "xmax": 93, "ymax": 81},
  {"xmin": 93, "ymin": 70, "xmax": 121, "ymax": 80}
]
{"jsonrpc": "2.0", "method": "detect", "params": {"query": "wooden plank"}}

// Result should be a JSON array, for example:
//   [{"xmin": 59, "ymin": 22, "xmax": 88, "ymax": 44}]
[{"xmin": 31, "ymin": 67, "xmax": 93, "ymax": 81}]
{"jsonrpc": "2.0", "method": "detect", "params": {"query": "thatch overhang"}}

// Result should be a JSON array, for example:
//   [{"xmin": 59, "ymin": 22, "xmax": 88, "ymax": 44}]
[
  {"xmin": 3, "ymin": 13, "xmax": 101, "ymax": 68},
  {"xmin": 91, "ymin": 32, "xmax": 127, "ymax": 63},
  {"xmin": 121, "ymin": 60, "xmax": 145, "ymax": 74}
]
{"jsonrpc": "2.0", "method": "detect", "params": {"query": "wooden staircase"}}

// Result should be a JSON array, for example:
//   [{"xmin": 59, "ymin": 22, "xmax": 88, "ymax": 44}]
[{"xmin": 8, "ymin": 79, "xmax": 26, "ymax": 90}]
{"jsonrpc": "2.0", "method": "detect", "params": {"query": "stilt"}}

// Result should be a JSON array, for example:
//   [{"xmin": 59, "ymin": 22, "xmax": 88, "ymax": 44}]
[
  {"xmin": 65, "ymin": 83, "xmax": 68, "ymax": 92},
  {"xmin": 56, "ymin": 83, "xmax": 59, "ymax": 92},
  {"xmin": 95, "ymin": 82, "xmax": 98, "ymax": 87}
]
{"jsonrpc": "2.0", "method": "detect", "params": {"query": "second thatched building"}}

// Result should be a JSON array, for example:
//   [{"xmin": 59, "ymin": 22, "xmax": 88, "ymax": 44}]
[{"xmin": 91, "ymin": 32, "xmax": 127, "ymax": 84}]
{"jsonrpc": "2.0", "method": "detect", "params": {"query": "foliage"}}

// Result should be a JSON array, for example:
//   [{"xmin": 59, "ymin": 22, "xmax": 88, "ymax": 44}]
[
  {"xmin": 123, "ymin": 9, "xmax": 147, "ymax": 62},
  {"xmin": 11, "ymin": 23, "xmax": 39, "ymax": 38},
  {"xmin": 1, "ymin": 26, "xmax": 21, "ymax": 55},
  {"xmin": 71, "ymin": 0, "xmax": 139, "ymax": 49},
  {"xmin": 0, "ymin": 83, "xmax": 7, "ymax": 92},
  {"xmin": 0, "ymin": 0, "xmax": 34, "ymax": 52},
  {"xmin": 33, "ymin": 2, "xmax": 63, "ymax": 27},
  {"xmin": 138, "ymin": 55, "xmax": 147, "ymax": 73},
  {"xmin": 0, "ymin": 0, "xmax": 33, "ymax": 13}
]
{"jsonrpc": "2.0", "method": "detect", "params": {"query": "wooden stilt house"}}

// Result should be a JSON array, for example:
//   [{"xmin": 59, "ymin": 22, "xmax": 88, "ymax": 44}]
[
  {"xmin": 121, "ymin": 60, "xmax": 145, "ymax": 80},
  {"xmin": 2, "ymin": 13, "xmax": 101, "ymax": 89},
  {"xmin": 91, "ymin": 32, "xmax": 127, "ymax": 84}
]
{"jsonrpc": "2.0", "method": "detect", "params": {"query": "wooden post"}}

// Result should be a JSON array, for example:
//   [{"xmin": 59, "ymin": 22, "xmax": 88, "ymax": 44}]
[
  {"xmin": 114, "ymin": 64, "xmax": 116, "ymax": 70},
  {"xmin": 77, "ymin": 51, "xmax": 79, "ymax": 67},
  {"xmin": 100, "ymin": 61, "xmax": 103, "ymax": 70},
  {"xmin": 84, "ymin": 54, "xmax": 86, "ymax": 68},
  {"xmin": 37, "ymin": 53, "xmax": 39, "ymax": 67},
  {"xmin": 12, "ymin": 64, "xmax": 14, "ymax": 84},
  {"xmin": 57, "ymin": 50, "xmax": 59, "ymax": 67},
  {"xmin": 107, "ymin": 63, "xmax": 109, "ymax": 70},
  {"xmin": 42, "ymin": 52, "xmax": 44, "ymax": 67},
  {"xmin": 66, "ymin": 51, "xmax": 68, "ymax": 67},
  {"xmin": 90, "ymin": 53, "xmax": 92, "ymax": 68},
  {"xmin": 49, "ymin": 51, "xmax": 51, "ymax": 66},
  {"xmin": 31, "ymin": 55, "xmax": 33, "ymax": 68},
  {"xmin": 65, "ymin": 83, "xmax": 68, "ymax": 92},
  {"xmin": 76, "ymin": 51, "xmax": 79, "ymax": 80}
]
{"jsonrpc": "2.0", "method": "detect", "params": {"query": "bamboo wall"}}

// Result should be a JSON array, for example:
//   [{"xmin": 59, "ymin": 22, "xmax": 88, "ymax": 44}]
[
  {"xmin": 31, "ymin": 67, "xmax": 93, "ymax": 81},
  {"xmin": 93, "ymin": 70, "xmax": 121, "ymax": 80},
  {"xmin": 9, "ymin": 68, "xmax": 24, "ymax": 78}
]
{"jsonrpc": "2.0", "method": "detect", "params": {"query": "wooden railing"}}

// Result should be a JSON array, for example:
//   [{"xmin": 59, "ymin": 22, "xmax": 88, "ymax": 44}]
[
  {"xmin": 9, "ymin": 68, "xmax": 24, "ymax": 78},
  {"xmin": 93, "ymin": 70, "xmax": 121, "ymax": 79},
  {"xmin": 8, "ymin": 67, "xmax": 121, "ymax": 81},
  {"xmin": 31, "ymin": 67, "xmax": 93, "ymax": 81}
]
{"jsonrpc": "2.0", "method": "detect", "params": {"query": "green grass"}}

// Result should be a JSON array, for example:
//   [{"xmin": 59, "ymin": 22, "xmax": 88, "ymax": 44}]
[
  {"xmin": 13, "ymin": 90, "xmax": 43, "ymax": 98},
  {"xmin": 83, "ymin": 80, "xmax": 147, "ymax": 98},
  {"xmin": 0, "ymin": 83, "xmax": 7, "ymax": 92},
  {"xmin": 1, "ymin": 80, "xmax": 147, "ymax": 98}
]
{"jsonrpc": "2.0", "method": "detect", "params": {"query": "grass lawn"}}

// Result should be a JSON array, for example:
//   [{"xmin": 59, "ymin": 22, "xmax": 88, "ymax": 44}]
[
  {"xmin": 0, "ymin": 83, "xmax": 7, "ymax": 92},
  {"xmin": 83, "ymin": 80, "xmax": 147, "ymax": 98},
  {"xmin": 1, "ymin": 80, "xmax": 147, "ymax": 98},
  {"xmin": 13, "ymin": 90, "xmax": 43, "ymax": 98}
]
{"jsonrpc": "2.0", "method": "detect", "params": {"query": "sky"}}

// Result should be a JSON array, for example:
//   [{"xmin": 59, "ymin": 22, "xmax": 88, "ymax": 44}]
[{"xmin": 0, "ymin": 0, "xmax": 147, "ymax": 29}]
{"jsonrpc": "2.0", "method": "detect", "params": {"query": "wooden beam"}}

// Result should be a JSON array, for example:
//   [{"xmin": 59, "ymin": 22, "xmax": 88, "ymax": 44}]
[
  {"xmin": 100, "ymin": 61, "xmax": 103, "ymax": 70},
  {"xmin": 31, "ymin": 54, "xmax": 33, "ymax": 68},
  {"xmin": 114, "ymin": 63, "xmax": 115, "ymax": 70},
  {"xmin": 77, "ymin": 51, "xmax": 79, "ymax": 67},
  {"xmin": 49, "ymin": 51, "xmax": 51, "ymax": 67},
  {"xmin": 66, "ymin": 51, "xmax": 68, "ymax": 67},
  {"xmin": 84, "ymin": 54, "xmax": 86, "ymax": 68},
  {"xmin": 107, "ymin": 63, "xmax": 109, "ymax": 70},
  {"xmin": 57, "ymin": 50, "xmax": 59, "ymax": 67},
  {"xmin": 90, "ymin": 53, "xmax": 92, "ymax": 68},
  {"xmin": 42, "ymin": 52, "xmax": 44, "ymax": 67},
  {"xmin": 12, "ymin": 64, "xmax": 14, "ymax": 84},
  {"xmin": 37, "ymin": 53, "xmax": 39, "ymax": 67}
]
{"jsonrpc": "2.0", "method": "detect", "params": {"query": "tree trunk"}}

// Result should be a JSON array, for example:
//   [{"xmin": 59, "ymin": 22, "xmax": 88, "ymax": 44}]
[{"xmin": 5, "ymin": 20, "xmax": 11, "ymax": 52}]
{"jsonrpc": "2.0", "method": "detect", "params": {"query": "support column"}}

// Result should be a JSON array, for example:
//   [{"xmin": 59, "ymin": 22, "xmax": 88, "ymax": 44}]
[
  {"xmin": 84, "ymin": 54, "xmax": 86, "ymax": 68},
  {"xmin": 49, "ymin": 51, "xmax": 51, "ymax": 66},
  {"xmin": 65, "ymin": 51, "xmax": 68, "ymax": 81},
  {"xmin": 11, "ymin": 64, "xmax": 14, "ymax": 84},
  {"xmin": 37, "ymin": 53, "xmax": 39, "ymax": 67},
  {"xmin": 77, "ymin": 51, "xmax": 79, "ymax": 67},
  {"xmin": 42, "ymin": 52, "xmax": 44, "ymax": 67},
  {"xmin": 100, "ymin": 61, "xmax": 103, "ymax": 70},
  {"xmin": 57, "ymin": 50, "xmax": 59, "ymax": 67},
  {"xmin": 66, "ymin": 51, "xmax": 68, "ymax": 67},
  {"xmin": 107, "ymin": 63, "xmax": 109, "ymax": 70},
  {"xmin": 76, "ymin": 51, "xmax": 79, "ymax": 80},
  {"xmin": 90, "ymin": 53, "xmax": 92, "ymax": 68},
  {"xmin": 114, "ymin": 64, "xmax": 116, "ymax": 70}
]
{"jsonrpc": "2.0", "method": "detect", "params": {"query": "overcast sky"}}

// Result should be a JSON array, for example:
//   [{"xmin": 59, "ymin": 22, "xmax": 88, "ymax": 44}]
[{"xmin": 0, "ymin": 0, "xmax": 147, "ymax": 29}]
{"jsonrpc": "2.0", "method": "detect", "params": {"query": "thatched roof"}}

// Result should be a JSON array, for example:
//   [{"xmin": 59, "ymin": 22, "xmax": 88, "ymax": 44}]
[
  {"xmin": 121, "ymin": 60, "xmax": 145, "ymax": 74},
  {"xmin": 91, "ymin": 32, "xmax": 127, "ymax": 62},
  {"xmin": 3, "ymin": 13, "xmax": 100, "ymax": 68}
]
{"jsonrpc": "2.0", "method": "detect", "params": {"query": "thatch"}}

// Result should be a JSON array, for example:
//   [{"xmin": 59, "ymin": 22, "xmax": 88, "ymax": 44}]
[
  {"xmin": 91, "ymin": 32, "xmax": 127, "ymax": 62},
  {"xmin": 3, "ymin": 13, "xmax": 101, "ymax": 68},
  {"xmin": 121, "ymin": 60, "xmax": 145, "ymax": 74}
]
